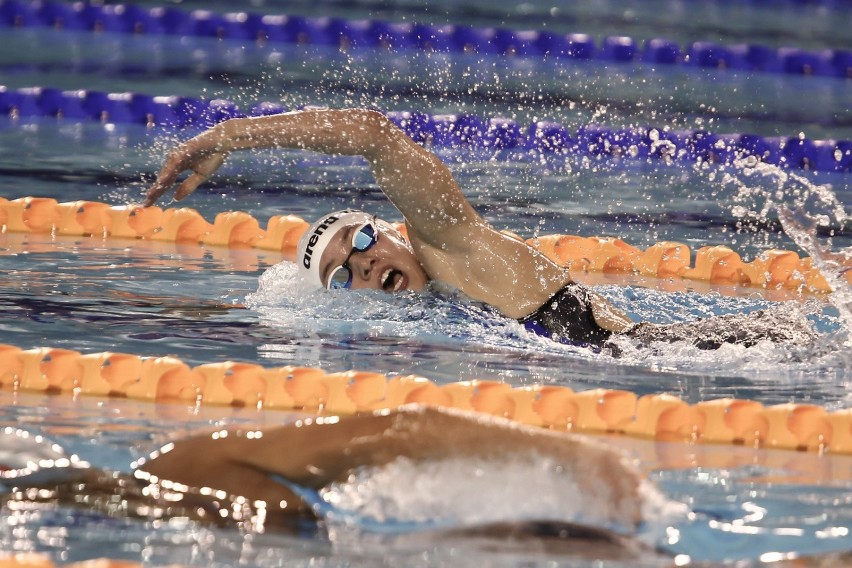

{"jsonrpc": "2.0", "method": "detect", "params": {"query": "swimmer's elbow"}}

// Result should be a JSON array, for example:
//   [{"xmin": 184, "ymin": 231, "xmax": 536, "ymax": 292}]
[
  {"xmin": 348, "ymin": 108, "xmax": 391, "ymax": 126},
  {"xmin": 311, "ymin": 108, "xmax": 410, "ymax": 160},
  {"xmin": 349, "ymin": 109, "xmax": 407, "ymax": 148}
]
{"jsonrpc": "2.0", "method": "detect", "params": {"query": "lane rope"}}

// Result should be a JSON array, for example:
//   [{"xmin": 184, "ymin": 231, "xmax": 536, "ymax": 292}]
[
  {"xmin": 0, "ymin": 341, "xmax": 849, "ymax": 455},
  {"xmin": 1, "ymin": 86, "xmax": 851, "ymax": 172},
  {"xmin": 0, "ymin": 196, "xmax": 846, "ymax": 292},
  {"xmin": 0, "ymin": 0, "xmax": 850, "ymax": 80}
]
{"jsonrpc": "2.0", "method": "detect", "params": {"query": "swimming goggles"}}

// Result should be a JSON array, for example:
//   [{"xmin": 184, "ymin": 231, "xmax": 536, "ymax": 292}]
[{"xmin": 326, "ymin": 218, "xmax": 379, "ymax": 289}]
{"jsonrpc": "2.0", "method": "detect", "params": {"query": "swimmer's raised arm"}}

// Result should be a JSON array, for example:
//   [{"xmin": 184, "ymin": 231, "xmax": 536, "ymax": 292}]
[{"xmin": 144, "ymin": 109, "xmax": 475, "ymax": 243}]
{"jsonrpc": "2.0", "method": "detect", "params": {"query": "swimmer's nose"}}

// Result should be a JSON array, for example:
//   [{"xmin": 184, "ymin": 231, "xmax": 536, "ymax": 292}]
[{"xmin": 349, "ymin": 254, "xmax": 375, "ymax": 285}]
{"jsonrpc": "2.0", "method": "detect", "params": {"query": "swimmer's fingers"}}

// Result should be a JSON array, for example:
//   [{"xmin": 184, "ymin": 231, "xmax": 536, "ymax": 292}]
[
  {"xmin": 144, "ymin": 150, "xmax": 226, "ymax": 206},
  {"xmin": 172, "ymin": 173, "xmax": 209, "ymax": 201},
  {"xmin": 144, "ymin": 178, "xmax": 173, "ymax": 207},
  {"xmin": 144, "ymin": 128, "xmax": 227, "ymax": 206},
  {"xmin": 173, "ymin": 152, "xmax": 227, "ymax": 201},
  {"xmin": 144, "ymin": 151, "xmax": 191, "ymax": 206}
]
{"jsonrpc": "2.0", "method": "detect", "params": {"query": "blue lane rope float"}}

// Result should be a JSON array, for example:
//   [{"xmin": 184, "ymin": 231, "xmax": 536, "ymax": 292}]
[
  {"xmin": 0, "ymin": 1, "xmax": 850, "ymax": 80},
  {"xmin": 1, "ymin": 85, "xmax": 851, "ymax": 173}
]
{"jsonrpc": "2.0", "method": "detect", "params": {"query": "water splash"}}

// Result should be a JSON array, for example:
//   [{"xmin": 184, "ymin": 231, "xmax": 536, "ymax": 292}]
[
  {"xmin": 248, "ymin": 258, "xmax": 847, "ymax": 375},
  {"xmin": 311, "ymin": 454, "xmax": 685, "ymax": 540},
  {"xmin": 246, "ymin": 260, "xmax": 553, "ymax": 352},
  {"xmin": 0, "ymin": 428, "xmax": 90, "ymax": 488},
  {"xmin": 721, "ymin": 158, "xmax": 850, "ymax": 335},
  {"xmin": 777, "ymin": 207, "xmax": 852, "ymax": 333}
]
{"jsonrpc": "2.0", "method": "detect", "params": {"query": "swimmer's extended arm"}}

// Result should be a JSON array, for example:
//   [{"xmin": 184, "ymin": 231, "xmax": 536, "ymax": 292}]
[
  {"xmin": 141, "ymin": 406, "xmax": 644, "ymax": 530},
  {"xmin": 144, "ymin": 109, "xmax": 472, "ymax": 232}
]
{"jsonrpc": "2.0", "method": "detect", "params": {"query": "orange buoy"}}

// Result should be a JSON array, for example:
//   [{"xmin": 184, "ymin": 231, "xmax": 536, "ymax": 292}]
[
  {"xmin": 683, "ymin": 245, "xmax": 748, "ymax": 285},
  {"xmin": 531, "ymin": 385, "xmax": 577, "ymax": 430},
  {"xmin": 571, "ymin": 389, "xmax": 637, "ymax": 433},
  {"xmin": 256, "ymin": 214, "xmax": 309, "ymax": 253},
  {"xmin": 695, "ymin": 398, "xmax": 764, "ymax": 445},
  {"xmin": 740, "ymin": 249, "xmax": 800, "ymax": 288},
  {"xmin": 753, "ymin": 403, "xmax": 831, "ymax": 451},
  {"xmin": 585, "ymin": 237, "xmax": 642, "ymax": 273},
  {"xmin": 5, "ymin": 197, "xmax": 61, "ymax": 233},
  {"xmin": 0, "ymin": 344, "xmax": 23, "ymax": 390},
  {"xmin": 200, "ymin": 211, "xmax": 265, "ymax": 248},
  {"xmin": 634, "ymin": 241, "xmax": 691, "ymax": 277},
  {"xmin": 387, "ymin": 375, "xmax": 451, "ymax": 407},
  {"xmin": 56, "ymin": 200, "xmax": 113, "ymax": 237},
  {"xmin": 107, "ymin": 205, "xmax": 164, "ymax": 239},
  {"xmin": 150, "ymin": 207, "xmax": 213, "ymax": 243}
]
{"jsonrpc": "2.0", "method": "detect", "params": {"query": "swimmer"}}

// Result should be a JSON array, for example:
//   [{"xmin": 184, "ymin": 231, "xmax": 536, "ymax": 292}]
[
  {"xmin": 4, "ymin": 406, "xmax": 666, "ymax": 562},
  {"xmin": 140, "ymin": 405, "xmax": 644, "ymax": 527},
  {"xmin": 144, "ymin": 108, "xmax": 815, "ymax": 350}
]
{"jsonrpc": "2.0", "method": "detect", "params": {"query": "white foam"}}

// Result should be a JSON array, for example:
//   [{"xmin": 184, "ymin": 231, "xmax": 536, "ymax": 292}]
[
  {"xmin": 317, "ymin": 453, "xmax": 686, "ymax": 538},
  {"xmin": 245, "ymin": 260, "xmax": 549, "ymax": 351}
]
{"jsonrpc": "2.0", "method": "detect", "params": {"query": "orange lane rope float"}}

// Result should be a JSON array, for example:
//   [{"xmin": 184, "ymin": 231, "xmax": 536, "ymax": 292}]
[
  {"xmin": 0, "ymin": 554, "xmax": 134, "ymax": 568},
  {"xmin": 0, "ymin": 196, "xmax": 845, "ymax": 293},
  {"xmin": 0, "ymin": 343, "xmax": 849, "ymax": 455}
]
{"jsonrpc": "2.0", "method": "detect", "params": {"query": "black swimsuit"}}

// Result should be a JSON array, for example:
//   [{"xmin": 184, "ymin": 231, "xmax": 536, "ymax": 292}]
[
  {"xmin": 519, "ymin": 283, "xmax": 814, "ymax": 351},
  {"xmin": 519, "ymin": 283, "xmax": 613, "ymax": 348}
]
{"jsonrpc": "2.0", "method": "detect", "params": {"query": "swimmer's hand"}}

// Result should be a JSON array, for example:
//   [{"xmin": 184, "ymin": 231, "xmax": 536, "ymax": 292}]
[{"xmin": 144, "ymin": 127, "xmax": 229, "ymax": 207}]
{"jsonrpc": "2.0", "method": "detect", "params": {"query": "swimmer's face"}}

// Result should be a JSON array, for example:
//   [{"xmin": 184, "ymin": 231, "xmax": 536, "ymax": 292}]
[{"xmin": 318, "ymin": 220, "xmax": 428, "ymax": 293}]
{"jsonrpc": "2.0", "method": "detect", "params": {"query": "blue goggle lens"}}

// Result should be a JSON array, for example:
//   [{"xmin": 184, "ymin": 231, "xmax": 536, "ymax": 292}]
[
  {"xmin": 352, "ymin": 222, "xmax": 377, "ymax": 251},
  {"xmin": 328, "ymin": 269, "xmax": 352, "ymax": 289}
]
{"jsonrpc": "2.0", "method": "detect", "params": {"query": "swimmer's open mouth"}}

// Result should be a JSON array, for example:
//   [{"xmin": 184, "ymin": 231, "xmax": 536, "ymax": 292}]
[{"xmin": 381, "ymin": 268, "xmax": 405, "ymax": 292}]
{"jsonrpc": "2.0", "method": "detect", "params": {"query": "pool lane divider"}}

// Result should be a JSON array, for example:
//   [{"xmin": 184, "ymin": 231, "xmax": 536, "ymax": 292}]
[
  {"xmin": 0, "ymin": 342, "xmax": 850, "ymax": 455},
  {"xmin": 2, "ymin": 86, "xmax": 852, "ymax": 173},
  {"xmin": 0, "ymin": 0, "xmax": 850, "ymax": 80},
  {"xmin": 0, "ymin": 196, "xmax": 845, "ymax": 293}
]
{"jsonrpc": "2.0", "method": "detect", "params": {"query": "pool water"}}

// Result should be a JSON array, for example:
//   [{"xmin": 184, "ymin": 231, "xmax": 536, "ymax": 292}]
[{"xmin": 1, "ymin": 0, "xmax": 851, "ymax": 565}]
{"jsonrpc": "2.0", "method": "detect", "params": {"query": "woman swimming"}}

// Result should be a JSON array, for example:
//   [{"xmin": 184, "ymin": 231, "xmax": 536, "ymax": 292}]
[{"xmin": 144, "ymin": 108, "xmax": 813, "ymax": 350}]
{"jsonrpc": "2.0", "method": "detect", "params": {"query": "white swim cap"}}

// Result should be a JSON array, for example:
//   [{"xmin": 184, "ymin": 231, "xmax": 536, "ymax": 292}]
[{"xmin": 296, "ymin": 210, "xmax": 375, "ymax": 288}]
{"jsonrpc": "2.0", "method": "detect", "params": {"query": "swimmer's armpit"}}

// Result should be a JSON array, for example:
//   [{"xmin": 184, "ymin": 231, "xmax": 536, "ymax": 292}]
[{"xmin": 140, "ymin": 405, "xmax": 644, "ymax": 530}]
